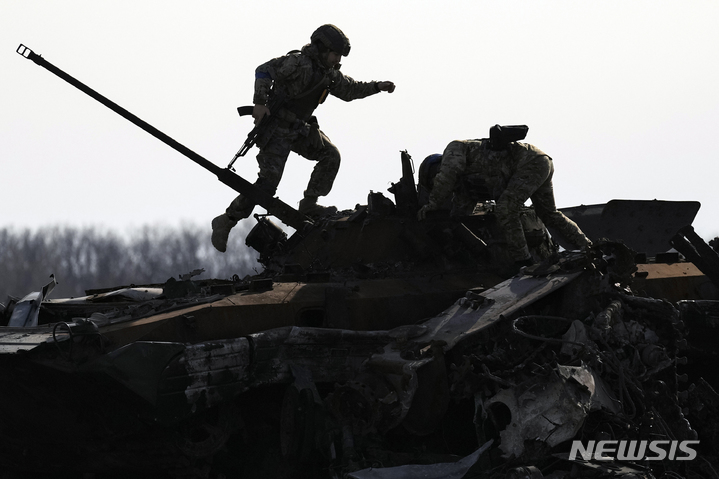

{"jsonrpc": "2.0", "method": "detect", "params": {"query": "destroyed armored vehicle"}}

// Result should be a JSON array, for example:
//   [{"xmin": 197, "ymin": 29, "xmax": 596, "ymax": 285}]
[{"xmin": 4, "ymin": 45, "xmax": 719, "ymax": 479}]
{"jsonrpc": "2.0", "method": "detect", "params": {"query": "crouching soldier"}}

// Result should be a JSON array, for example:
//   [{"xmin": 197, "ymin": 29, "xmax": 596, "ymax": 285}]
[{"xmin": 417, "ymin": 129, "xmax": 591, "ymax": 270}]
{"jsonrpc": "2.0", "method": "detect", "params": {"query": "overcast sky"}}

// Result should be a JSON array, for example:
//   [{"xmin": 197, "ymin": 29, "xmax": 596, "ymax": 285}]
[{"xmin": 2, "ymin": 1, "xmax": 718, "ymax": 241}]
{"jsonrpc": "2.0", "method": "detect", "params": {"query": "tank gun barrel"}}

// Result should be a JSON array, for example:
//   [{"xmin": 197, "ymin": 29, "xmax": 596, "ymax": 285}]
[{"xmin": 16, "ymin": 44, "xmax": 310, "ymax": 231}]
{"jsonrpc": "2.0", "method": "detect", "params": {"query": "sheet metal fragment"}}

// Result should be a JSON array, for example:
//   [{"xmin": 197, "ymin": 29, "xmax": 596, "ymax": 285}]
[{"xmin": 347, "ymin": 440, "xmax": 493, "ymax": 479}]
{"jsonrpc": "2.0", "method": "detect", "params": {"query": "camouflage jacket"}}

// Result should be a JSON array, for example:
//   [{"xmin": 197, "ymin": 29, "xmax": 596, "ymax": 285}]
[
  {"xmin": 428, "ymin": 140, "xmax": 551, "ymax": 208},
  {"xmin": 253, "ymin": 43, "xmax": 381, "ymax": 121}
]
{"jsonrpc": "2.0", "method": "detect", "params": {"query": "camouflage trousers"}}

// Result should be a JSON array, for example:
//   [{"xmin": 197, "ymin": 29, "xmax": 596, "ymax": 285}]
[
  {"xmin": 494, "ymin": 155, "xmax": 590, "ymax": 261},
  {"xmin": 226, "ymin": 125, "xmax": 340, "ymax": 220}
]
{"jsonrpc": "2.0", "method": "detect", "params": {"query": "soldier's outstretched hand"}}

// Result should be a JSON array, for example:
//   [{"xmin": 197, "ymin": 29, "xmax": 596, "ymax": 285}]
[{"xmin": 377, "ymin": 81, "xmax": 396, "ymax": 93}]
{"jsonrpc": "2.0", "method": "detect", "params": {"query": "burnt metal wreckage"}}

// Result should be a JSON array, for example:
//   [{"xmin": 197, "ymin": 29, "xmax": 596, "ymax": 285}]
[{"xmin": 4, "ymin": 45, "xmax": 719, "ymax": 479}]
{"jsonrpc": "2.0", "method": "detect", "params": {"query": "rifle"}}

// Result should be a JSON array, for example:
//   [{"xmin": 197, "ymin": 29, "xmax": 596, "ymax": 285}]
[
  {"xmin": 16, "ymin": 44, "xmax": 310, "ymax": 231},
  {"xmin": 227, "ymin": 92, "xmax": 286, "ymax": 170}
]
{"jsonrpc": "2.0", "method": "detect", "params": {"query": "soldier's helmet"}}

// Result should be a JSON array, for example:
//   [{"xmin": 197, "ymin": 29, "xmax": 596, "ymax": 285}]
[
  {"xmin": 311, "ymin": 24, "xmax": 351, "ymax": 56},
  {"xmin": 418, "ymin": 154, "xmax": 443, "ymax": 192}
]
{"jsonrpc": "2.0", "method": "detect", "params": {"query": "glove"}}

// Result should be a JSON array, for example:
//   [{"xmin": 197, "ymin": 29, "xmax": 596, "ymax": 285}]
[
  {"xmin": 376, "ymin": 81, "xmax": 396, "ymax": 93},
  {"xmin": 252, "ymin": 104, "xmax": 270, "ymax": 125},
  {"xmin": 514, "ymin": 257, "xmax": 534, "ymax": 274}
]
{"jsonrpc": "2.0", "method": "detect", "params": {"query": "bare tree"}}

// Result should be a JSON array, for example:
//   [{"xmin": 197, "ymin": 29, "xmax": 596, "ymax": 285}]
[{"xmin": 0, "ymin": 222, "xmax": 258, "ymax": 302}]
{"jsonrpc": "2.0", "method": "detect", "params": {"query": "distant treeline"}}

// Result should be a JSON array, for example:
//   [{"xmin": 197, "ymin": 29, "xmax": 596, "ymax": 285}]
[{"xmin": 0, "ymin": 223, "xmax": 259, "ymax": 302}]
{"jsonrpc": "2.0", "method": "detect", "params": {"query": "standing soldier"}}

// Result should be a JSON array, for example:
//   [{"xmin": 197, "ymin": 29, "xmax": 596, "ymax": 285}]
[
  {"xmin": 212, "ymin": 24, "xmax": 396, "ymax": 252},
  {"xmin": 417, "ymin": 132, "xmax": 591, "ymax": 270}
]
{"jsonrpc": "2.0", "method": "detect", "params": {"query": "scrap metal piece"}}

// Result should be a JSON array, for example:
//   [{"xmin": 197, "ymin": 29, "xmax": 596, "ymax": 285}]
[
  {"xmin": 347, "ymin": 439, "xmax": 493, "ymax": 479},
  {"xmin": 46, "ymin": 287, "xmax": 164, "ymax": 304},
  {"xmin": 7, "ymin": 275, "xmax": 57, "ymax": 328},
  {"xmin": 387, "ymin": 150, "xmax": 419, "ymax": 217},
  {"xmin": 280, "ymin": 364, "xmax": 326, "ymax": 461},
  {"xmin": 560, "ymin": 319, "xmax": 593, "ymax": 357},
  {"xmin": 671, "ymin": 225, "xmax": 719, "ymax": 288},
  {"xmin": 0, "ymin": 331, "xmax": 55, "ymax": 354},
  {"xmin": 557, "ymin": 364, "xmax": 621, "ymax": 414},
  {"xmin": 482, "ymin": 364, "xmax": 601, "ymax": 458},
  {"xmin": 179, "ymin": 269, "xmax": 205, "ymax": 281},
  {"xmin": 361, "ymin": 272, "xmax": 581, "ymax": 433},
  {"xmin": 555, "ymin": 200, "xmax": 700, "ymax": 255},
  {"xmin": 428, "ymin": 272, "xmax": 582, "ymax": 350}
]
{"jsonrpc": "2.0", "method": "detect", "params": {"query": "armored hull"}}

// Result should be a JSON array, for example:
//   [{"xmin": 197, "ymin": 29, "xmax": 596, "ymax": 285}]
[{"xmin": 3, "ymin": 198, "xmax": 719, "ymax": 478}]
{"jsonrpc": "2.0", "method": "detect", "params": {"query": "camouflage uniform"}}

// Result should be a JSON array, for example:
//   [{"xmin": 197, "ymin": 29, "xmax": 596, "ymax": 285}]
[
  {"xmin": 426, "ymin": 139, "xmax": 590, "ymax": 261},
  {"xmin": 226, "ymin": 43, "xmax": 382, "ymax": 220}
]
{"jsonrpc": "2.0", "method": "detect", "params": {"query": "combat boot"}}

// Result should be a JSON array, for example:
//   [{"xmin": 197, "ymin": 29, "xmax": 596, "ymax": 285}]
[
  {"xmin": 211, "ymin": 213, "xmax": 237, "ymax": 253},
  {"xmin": 299, "ymin": 196, "xmax": 337, "ymax": 217}
]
